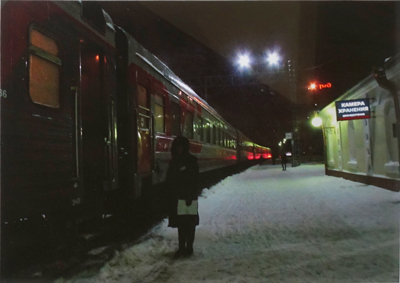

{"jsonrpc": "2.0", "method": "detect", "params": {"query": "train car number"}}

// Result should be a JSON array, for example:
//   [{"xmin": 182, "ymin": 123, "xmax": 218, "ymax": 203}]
[{"xmin": 0, "ymin": 89, "xmax": 8, "ymax": 98}]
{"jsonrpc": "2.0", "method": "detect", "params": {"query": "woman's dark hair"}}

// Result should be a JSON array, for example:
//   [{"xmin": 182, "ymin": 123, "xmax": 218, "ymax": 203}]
[{"xmin": 171, "ymin": 136, "xmax": 190, "ymax": 157}]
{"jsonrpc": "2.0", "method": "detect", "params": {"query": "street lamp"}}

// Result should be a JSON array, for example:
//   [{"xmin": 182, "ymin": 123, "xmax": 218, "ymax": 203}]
[
  {"xmin": 266, "ymin": 52, "xmax": 280, "ymax": 66},
  {"xmin": 308, "ymin": 83, "xmax": 317, "ymax": 91},
  {"xmin": 234, "ymin": 49, "xmax": 299, "ymax": 166},
  {"xmin": 311, "ymin": 111, "xmax": 322, "ymax": 127},
  {"xmin": 311, "ymin": 116, "xmax": 323, "ymax": 127},
  {"xmin": 237, "ymin": 53, "xmax": 251, "ymax": 69},
  {"xmin": 311, "ymin": 113, "xmax": 335, "ymax": 174},
  {"xmin": 236, "ymin": 51, "xmax": 282, "ymax": 71}
]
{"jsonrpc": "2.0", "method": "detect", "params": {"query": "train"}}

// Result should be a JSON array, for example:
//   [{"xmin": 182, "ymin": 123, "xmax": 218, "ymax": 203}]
[{"xmin": 1, "ymin": 1, "xmax": 271, "ymax": 236}]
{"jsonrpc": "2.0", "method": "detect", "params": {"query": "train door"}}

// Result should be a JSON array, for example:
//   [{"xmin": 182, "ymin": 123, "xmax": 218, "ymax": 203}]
[
  {"xmin": 80, "ymin": 42, "xmax": 114, "ymax": 195},
  {"xmin": 137, "ymin": 84, "xmax": 152, "ymax": 177}
]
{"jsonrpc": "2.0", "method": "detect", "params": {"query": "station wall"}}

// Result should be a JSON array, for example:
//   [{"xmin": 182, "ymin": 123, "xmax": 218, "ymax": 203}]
[{"xmin": 319, "ymin": 56, "xmax": 400, "ymax": 191}]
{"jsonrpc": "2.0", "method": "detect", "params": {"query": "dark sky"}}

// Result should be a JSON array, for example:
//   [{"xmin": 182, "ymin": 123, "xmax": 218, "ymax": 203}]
[
  {"xmin": 99, "ymin": 1, "xmax": 399, "ymax": 152},
  {"xmin": 102, "ymin": 1, "xmax": 398, "ymax": 106},
  {"xmin": 142, "ymin": 1, "xmax": 398, "ymax": 105}
]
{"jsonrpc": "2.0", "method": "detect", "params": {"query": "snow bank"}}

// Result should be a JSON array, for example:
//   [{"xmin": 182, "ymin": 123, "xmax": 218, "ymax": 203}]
[{"xmin": 56, "ymin": 164, "xmax": 399, "ymax": 283}]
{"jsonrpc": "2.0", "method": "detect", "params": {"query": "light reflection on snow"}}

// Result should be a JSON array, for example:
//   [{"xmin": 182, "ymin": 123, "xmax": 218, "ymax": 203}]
[{"xmin": 56, "ymin": 164, "xmax": 399, "ymax": 283}]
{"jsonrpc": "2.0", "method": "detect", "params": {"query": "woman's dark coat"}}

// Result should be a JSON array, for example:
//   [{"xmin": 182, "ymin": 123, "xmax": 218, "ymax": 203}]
[{"xmin": 165, "ymin": 152, "xmax": 200, "ymax": 228}]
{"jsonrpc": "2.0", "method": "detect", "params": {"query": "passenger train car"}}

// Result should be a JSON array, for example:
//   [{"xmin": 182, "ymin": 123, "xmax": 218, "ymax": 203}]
[{"xmin": 1, "ymin": 1, "xmax": 271, "ymax": 233}]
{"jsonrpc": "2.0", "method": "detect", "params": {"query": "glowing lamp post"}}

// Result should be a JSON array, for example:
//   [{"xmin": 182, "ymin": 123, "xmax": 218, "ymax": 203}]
[
  {"xmin": 311, "ymin": 112, "xmax": 334, "ymax": 174},
  {"xmin": 311, "ymin": 116, "xmax": 322, "ymax": 127}
]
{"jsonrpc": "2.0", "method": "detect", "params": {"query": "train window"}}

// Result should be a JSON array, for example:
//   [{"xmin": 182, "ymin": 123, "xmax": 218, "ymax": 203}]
[
  {"xmin": 154, "ymin": 94, "xmax": 165, "ymax": 133},
  {"xmin": 171, "ymin": 101, "xmax": 181, "ymax": 136},
  {"xmin": 223, "ymin": 132, "xmax": 227, "ymax": 147},
  {"xmin": 197, "ymin": 117, "xmax": 204, "ymax": 142},
  {"xmin": 138, "ymin": 85, "xmax": 149, "ymax": 109},
  {"xmin": 205, "ymin": 121, "xmax": 211, "ymax": 143},
  {"xmin": 184, "ymin": 111, "xmax": 194, "ymax": 139},
  {"xmin": 137, "ymin": 85, "xmax": 150, "ymax": 130},
  {"xmin": 212, "ymin": 124, "xmax": 217, "ymax": 144},
  {"xmin": 29, "ymin": 28, "xmax": 60, "ymax": 108}
]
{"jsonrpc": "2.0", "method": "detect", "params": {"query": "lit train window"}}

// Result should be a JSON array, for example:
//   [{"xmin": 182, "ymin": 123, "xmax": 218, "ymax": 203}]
[
  {"xmin": 205, "ymin": 121, "xmax": 211, "ymax": 143},
  {"xmin": 197, "ymin": 117, "xmax": 204, "ymax": 142},
  {"xmin": 212, "ymin": 124, "xmax": 217, "ymax": 144},
  {"xmin": 29, "ymin": 28, "xmax": 61, "ymax": 108},
  {"xmin": 154, "ymin": 94, "xmax": 165, "ymax": 133},
  {"xmin": 223, "ymin": 132, "xmax": 227, "ymax": 147},
  {"xmin": 171, "ymin": 101, "xmax": 181, "ymax": 136},
  {"xmin": 184, "ymin": 111, "xmax": 194, "ymax": 139}
]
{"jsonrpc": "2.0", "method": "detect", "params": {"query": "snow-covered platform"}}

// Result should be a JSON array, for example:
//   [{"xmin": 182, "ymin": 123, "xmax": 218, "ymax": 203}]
[{"xmin": 58, "ymin": 164, "xmax": 399, "ymax": 283}]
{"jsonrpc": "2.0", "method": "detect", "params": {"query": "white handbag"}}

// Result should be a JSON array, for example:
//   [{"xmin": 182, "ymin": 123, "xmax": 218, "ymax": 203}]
[{"xmin": 177, "ymin": 199, "xmax": 198, "ymax": 215}]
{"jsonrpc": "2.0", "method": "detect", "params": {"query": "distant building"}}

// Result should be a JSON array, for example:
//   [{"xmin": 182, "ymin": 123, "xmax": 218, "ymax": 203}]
[{"xmin": 319, "ymin": 56, "xmax": 399, "ymax": 191}]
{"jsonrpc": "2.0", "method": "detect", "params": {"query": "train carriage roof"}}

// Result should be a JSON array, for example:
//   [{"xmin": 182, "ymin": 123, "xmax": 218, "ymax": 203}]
[{"xmin": 116, "ymin": 26, "xmax": 240, "ymax": 134}]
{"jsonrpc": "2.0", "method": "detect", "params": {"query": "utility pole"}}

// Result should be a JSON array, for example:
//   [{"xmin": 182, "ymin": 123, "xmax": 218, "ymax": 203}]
[{"xmin": 288, "ymin": 59, "xmax": 300, "ymax": 166}]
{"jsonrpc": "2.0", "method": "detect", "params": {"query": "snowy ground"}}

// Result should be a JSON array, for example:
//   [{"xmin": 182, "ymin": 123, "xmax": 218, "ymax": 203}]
[{"xmin": 56, "ymin": 164, "xmax": 399, "ymax": 283}]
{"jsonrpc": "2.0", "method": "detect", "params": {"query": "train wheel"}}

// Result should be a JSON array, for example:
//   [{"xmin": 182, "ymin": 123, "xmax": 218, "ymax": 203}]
[{"xmin": 46, "ymin": 211, "xmax": 79, "ymax": 249}]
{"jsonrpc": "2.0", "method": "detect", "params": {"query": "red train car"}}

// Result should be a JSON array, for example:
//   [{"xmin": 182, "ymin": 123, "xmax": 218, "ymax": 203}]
[
  {"xmin": 1, "ymin": 1, "xmax": 269, "ymax": 235},
  {"xmin": 2, "ymin": 1, "xmax": 120, "ymax": 229}
]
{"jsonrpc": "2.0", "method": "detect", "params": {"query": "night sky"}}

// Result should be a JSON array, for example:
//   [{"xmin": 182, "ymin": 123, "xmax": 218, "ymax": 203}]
[
  {"xmin": 100, "ymin": 1, "xmax": 399, "ymax": 155},
  {"xmin": 140, "ymin": 1, "xmax": 398, "ymax": 105}
]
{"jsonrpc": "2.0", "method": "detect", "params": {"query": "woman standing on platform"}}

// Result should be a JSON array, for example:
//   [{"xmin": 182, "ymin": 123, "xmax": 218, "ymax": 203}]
[{"xmin": 165, "ymin": 136, "xmax": 200, "ymax": 257}]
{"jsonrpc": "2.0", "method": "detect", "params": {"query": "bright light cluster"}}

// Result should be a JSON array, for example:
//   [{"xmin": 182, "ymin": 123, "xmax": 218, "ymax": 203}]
[
  {"xmin": 311, "ymin": 116, "xmax": 323, "ymax": 127},
  {"xmin": 266, "ymin": 52, "xmax": 280, "ymax": 66},
  {"xmin": 238, "ymin": 53, "xmax": 251, "ymax": 68}
]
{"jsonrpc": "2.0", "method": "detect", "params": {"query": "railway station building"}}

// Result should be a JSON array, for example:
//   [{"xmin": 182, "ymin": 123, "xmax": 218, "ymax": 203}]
[{"xmin": 318, "ymin": 55, "xmax": 400, "ymax": 192}]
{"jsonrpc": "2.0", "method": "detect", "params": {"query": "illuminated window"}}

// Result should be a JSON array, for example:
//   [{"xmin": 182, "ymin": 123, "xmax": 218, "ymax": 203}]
[
  {"xmin": 29, "ymin": 28, "xmax": 61, "ymax": 108},
  {"xmin": 384, "ymin": 101, "xmax": 397, "ymax": 162},
  {"xmin": 205, "ymin": 121, "xmax": 211, "ymax": 143},
  {"xmin": 184, "ymin": 111, "xmax": 194, "ymax": 139},
  {"xmin": 197, "ymin": 117, "xmax": 204, "ymax": 142},
  {"xmin": 213, "ymin": 124, "xmax": 217, "ymax": 144},
  {"xmin": 348, "ymin": 120, "xmax": 356, "ymax": 162},
  {"xmin": 154, "ymin": 94, "xmax": 165, "ymax": 133},
  {"xmin": 171, "ymin": 102, "xmax": 181, "ymax": 136}
]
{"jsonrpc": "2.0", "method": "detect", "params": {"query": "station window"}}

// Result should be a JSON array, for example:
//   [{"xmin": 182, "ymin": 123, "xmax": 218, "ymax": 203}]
[
  {"xmin": 171, "ymin": 101, "xmax": 181, "ymax": 136},
  {"xmin": 154, "ymin": 94, "xmax": 165, "ymax": 133},
  {"xmin": 184, "ymin": 111, "xmax": 194, "ymax": 139},
  {"xmin": 29, "ymin": 28, "xmax": 61, "ymax": 108}
]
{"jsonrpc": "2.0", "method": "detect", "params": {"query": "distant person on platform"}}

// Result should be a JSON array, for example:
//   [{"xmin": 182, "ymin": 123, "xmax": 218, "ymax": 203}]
[
  {"xmin": 281, "ymin": 152, "xmax": 287, "ymax": 171},
  {"xmin": 165, "ymin": 136, "xmax": 200, "ymax": 258}
]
